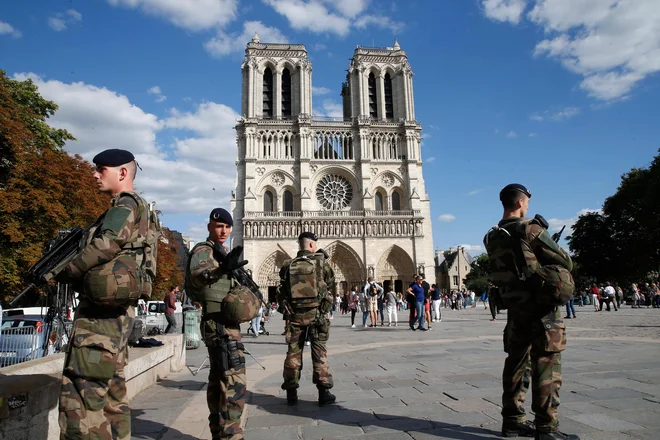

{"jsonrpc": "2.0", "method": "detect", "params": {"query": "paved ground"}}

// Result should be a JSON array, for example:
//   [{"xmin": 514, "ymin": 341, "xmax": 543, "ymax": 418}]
[{"xmin": 130, "ymin": 304, "xmax": 660, "ymax": 440}]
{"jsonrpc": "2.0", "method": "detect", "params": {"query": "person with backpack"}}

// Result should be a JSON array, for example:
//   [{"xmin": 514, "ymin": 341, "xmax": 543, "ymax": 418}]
[
  {"xmin": 185, "ymin": 207, "xmax": 259, "ymax": 440},
  {"xmin": 277, "ymin": 232, "xmax": 337, "ymax": 406},
  {"xmin": 483, "ymin": 184, "xmax": 579, "ymax": 440},
  {"xmin": 54, "ymin": 149, "xmax": 160, "ymax": 440}
]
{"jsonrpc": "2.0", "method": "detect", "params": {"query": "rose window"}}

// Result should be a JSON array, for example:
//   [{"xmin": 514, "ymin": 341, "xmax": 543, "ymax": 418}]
[{"xmin": 316, "ymin": 174, "xmax": 353, "ymax": 210}]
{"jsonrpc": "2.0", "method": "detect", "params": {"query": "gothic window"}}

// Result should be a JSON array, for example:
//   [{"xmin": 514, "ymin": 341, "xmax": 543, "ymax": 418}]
[
  {"xmin": 262, "ymin": 67, "xmax": 273, "ymax": 119},
  {"xmin": 368, "ymin": 72, "xmax": 378, "ymax": 118},
  {"xmin": 283, "ymin": 190, "xmax": 294, "ymax": 212},
  {"xmin": 263, "ymin": 190, "xmax": 274, "ymax": 212},
  {"xmin": 316, "ymin": 174, "xmax": 353, "ymax": 210},
  {"xmin": 384, "ymin": 73, "xmax": 393, "ymax": 120},
  {"xmin": 392, "ymin": 191, "xmax": 401, "ymax": 211},
  {"xmin": 375, "ymin": 191, "xmax": 384, "ymax": 211},
  {"xmin": 282, "ymin": 68, "xmax": 292, "ymax": 119}
]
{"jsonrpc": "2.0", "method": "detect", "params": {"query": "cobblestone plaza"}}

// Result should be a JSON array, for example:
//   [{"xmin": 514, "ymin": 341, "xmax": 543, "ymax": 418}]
[{"xmin": 131, "ymin": 306, "xmax": 660, "ymax": 440}]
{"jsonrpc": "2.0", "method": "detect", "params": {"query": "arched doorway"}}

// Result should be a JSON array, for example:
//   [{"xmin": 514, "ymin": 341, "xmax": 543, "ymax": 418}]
[
  {"xmin": 376, "ymin": 245, "xmax": 415, "ymax": 294},
  {"xmin": 324, "ymin": 241, "xmax": 365, "ymax": 295},
  {"xmin": 256, "ymin": 250, "xmax": 291, "ymax": 303}
]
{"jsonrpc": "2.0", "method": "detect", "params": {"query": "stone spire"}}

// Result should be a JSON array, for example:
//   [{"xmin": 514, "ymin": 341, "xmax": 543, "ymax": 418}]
[
  {"xmin": 393, "ymin": 38, "xmax": 400, "ymax": 50},
  {"xmin": 252, "ymin": 32, "xmax": 260, "ymax": 43}
]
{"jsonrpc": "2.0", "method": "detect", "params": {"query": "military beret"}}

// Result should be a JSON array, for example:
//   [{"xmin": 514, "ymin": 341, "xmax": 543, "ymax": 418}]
[
  {"xmin": 298, "ymin": 231, "xmax": 318, "ymax": 242},
  {"xmin": 499, "ymin": 183, "xmax": 531, "ymax": 200},
  {"xmin": 93, "ymin": 149, "xmax": 135, "ymax": 167},
  {"xmin": 210, "ymin": 208, "xmax": 233, "ymax": 226}
]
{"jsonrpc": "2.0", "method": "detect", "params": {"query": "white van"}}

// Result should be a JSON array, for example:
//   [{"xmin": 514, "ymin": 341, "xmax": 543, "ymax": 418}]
[{"xmin": 136, "ymin": 299, "xmax": 182, "ymax": 333}]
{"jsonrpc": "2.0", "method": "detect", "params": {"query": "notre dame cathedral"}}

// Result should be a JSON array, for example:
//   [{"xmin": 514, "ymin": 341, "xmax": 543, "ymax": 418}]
[{"xmin": 230, "ymin": 34, "xmax": 434, "ymax": 301}]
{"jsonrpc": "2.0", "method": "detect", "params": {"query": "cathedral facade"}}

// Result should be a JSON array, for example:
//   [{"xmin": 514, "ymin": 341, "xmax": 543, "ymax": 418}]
[{"xmin": 230, "ymin": 35, "xmax": 434, "ymax": 301}]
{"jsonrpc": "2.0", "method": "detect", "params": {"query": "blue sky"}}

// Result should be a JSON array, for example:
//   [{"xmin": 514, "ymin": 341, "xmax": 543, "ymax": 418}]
[{"xmin": 1, "ymin": 0, "xmax": 659, "ymax": 255}]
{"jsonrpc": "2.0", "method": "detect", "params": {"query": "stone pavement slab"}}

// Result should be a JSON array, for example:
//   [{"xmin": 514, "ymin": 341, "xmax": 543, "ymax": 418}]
[{"xmin": 129, "ymin": 306, "xmax": 660, "ymax": 439}]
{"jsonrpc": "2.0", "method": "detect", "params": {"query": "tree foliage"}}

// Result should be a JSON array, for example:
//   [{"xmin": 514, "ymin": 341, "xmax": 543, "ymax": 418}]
[
  {"xmin": 567, "ymin": 149, "xmax": 660, "ymax": 285},
  {"xmin": 0, "ymin": 71, "xmax": 110, "ymax": 304},
  {"xmin": 464, "ymin": 253, "xmax": 490, "ymax": 294},
  {"xmin": 151, "ymin": 228, "xmax": 186, "ymax": 300}
]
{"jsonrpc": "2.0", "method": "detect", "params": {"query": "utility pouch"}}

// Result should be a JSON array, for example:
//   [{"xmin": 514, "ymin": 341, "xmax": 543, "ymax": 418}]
[
  {"xmin": 227, "ymin": 340, "xmax": 246, "ymax": 369},
  {"xmin": 65, "ymin": 318, "xmax": 122, "ymax": 382},
  {"xmin": 318, "ymin": 292, "xmax": 333, "ymax": 315},
  {"xmin": 310, "ymin": 324, "xmax": 320, "ymax": 341}
]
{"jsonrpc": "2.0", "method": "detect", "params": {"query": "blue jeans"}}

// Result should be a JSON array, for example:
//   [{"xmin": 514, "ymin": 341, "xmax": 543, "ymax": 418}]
[
  {"xmin": 412, "ymin": 300, "xmax": 425, "ymax": 329},
  {"xmin": 362, "ymin": 310, "xmax": 369, "ymax": 326},
  {"xmin": 565, "ymin": 296, "xmax": 576, "ymax": 317}
]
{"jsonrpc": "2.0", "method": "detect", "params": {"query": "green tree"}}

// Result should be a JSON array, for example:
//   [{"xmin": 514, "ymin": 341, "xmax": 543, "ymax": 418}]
[
  {"xmin": 0, "ymin": 71, "xmax": 110, "ymax": 304},
  {"xmin": 568, "ymin": 148, "xmax": 660, "ymax": 283},
  {"xmin": 464, "ymin": 253, "xmax": 490, "ymax": 294}
]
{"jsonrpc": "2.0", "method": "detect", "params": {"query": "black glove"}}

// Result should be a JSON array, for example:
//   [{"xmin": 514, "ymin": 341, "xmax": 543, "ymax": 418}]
[{"xmin": 220, "ymin": 245, "xmax": 248, "ymax": 272}]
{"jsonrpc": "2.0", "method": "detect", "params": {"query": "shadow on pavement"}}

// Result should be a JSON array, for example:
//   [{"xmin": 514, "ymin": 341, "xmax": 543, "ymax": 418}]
[
  {"xmin": 246, "ymin": 391, "xmax": 500, "ymax": 439},
  {"xmin": 130, "ymin": 408, "xmax": 200, "ymax": 440}
]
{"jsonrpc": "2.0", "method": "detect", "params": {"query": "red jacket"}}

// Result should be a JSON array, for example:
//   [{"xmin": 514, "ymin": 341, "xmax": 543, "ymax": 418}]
[{"xmin": 165, "ymin": 291, "xmax": 176, "ymax": 315}]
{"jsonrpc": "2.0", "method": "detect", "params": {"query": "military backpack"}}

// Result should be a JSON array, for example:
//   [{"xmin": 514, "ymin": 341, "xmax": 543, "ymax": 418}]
[
  {"xmin": 283, "ymin": 253, "xmax": 328, "ymax": 313},
  {"xmin": 82, "ymin": 191, "xmax": 161, "ymax": 306},
  {"xmin": 483, "ymin": 217, "xmax": 574, "ymax": 309}
]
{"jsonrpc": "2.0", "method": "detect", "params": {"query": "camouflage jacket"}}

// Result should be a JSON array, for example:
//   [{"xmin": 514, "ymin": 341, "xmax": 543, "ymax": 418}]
[
  {"xmin": 65, "ymin": 192, "xmax": 145, "ymax": 280},
  {"xmin": 186, "ymin": 239, "xmax": 236, "ymax": 316},
  {"xmin": 277, "ymin": 250, "xmax": 336, "ymax": 324}
]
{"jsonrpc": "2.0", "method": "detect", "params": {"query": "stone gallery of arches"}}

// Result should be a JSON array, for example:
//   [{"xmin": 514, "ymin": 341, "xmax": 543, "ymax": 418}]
[{"xmin": 230, "ymin": 35, "xmax": 435, "ymax": 302}]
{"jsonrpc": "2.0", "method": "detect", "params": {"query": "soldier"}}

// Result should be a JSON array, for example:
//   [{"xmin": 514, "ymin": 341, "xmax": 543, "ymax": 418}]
[
  {"xmin": 277, "ymin": 232, "xmax": 336, "ymax": 406},
  {"xmin": 185, "ymin": 208, "xmax": 251, "ymax": 440},
  {"xmin": 483, "ymin": 184, "xmax": 579, "ymax": 440},
  {"xmin": 57, "ymin": 148, "xmax": 160, "ymax": 440}
]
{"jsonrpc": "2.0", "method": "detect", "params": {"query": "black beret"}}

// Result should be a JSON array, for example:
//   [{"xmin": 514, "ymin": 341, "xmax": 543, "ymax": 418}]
[
  {"xmin": 93, "ymin": 149, "xmax": 135, "ymax": 167},
  {"xmin": 298, "ymin": 231, "xmax": 318, "ymax": 242},
  {"xmin": 210, "ymin": 208, "xmax": 233, "ymax": 226},
  {"xmin": 499, "ymin": 183, "xmax": 531, "ymax": 200}
]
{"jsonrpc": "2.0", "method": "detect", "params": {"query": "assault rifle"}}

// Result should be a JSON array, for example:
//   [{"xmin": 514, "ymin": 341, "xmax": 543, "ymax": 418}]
[
  {"xmin": 534, "ymin": 214, "xmax": 566, "ymax": 243},
  {"xmin": 212, "ymin": 243, "xmax": 267, "ymax": 308},
  {"xmin": 9, "ymin": 227, "xmax": 85, "ymax": 307}
]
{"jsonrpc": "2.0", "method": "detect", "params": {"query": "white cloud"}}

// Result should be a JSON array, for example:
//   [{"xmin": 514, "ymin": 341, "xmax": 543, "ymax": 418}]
[
  {"xmin": 438, "ymin": 214, "xmax": 456, "ymax": 222},
  {"xmin": 48, "ymin": 9, "xmax": 83, "ymax": 31},
  {"xmin": 312, "ymin": 86, "xmax": 331, "ymax": 95},
  {"xmin": 0, "ymin": 20, "xmax": 22, "ymax": 38},
  {"xmin": 428, "ymin": 124, "xmax": 439, "ymax": 130},
  {"xmin": 12, "ymin": 73, "xmax": 239, "ymax": 219},
  {"xmin": 481, "ymin": 0, "xmax": 527, "ymax": 24},
  {"xmin": 425, "ymin": 156, "xmax": 436, "ymax": 163},
  {"xmin": 486, "ymin": 0, "xmax": 660, "ymax": 101},
  {"xmin": 107, "ymin": 0, "xmax": 237, "ymax": 31},
  {"xmin": 263, "ymin": 0, "xmax": 402, "ymax": 37},
  {"xmin": 547, "ymin": 208, "xmax": 603, "ymax": 234},
  {"xmin": 528, "ymin": 132, "xmax": 537, "ymax": 137},
  {"xmin": 506, "ymin": 130, "xmax": 517, "ymax": 138},
  {"xmin": 467, "ymin": 189, "xmax": 482, "ymax": 196},
  {"xmin": 263, "ymin": 0, "xmax": 351, "ymax": 36},
  {"xmin": 530, "ymin": 106, "xmax": 581, "ymax": 121},
  {"xmin": 460, "ymin": 244, "xmax": 483, "ymax": 254},
  {"xmin": 354, "ymin": 15, "xmax": 405, "ymax": 33},
  {"xmin": 205, "ymin": 20, "xmax": 288, "ymax": 57},
  {"xmin": 147, "ymin": 85, "xmax": 167, "ymax": 102},
  {"xmin": 313, "ymin": 99, "xmax": 343, "ymax": 118}
]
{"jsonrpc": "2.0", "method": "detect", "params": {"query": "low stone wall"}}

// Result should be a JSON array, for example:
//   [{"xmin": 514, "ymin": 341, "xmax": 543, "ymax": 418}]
[{"xmin": 0, "ymin": 333, "xmax": 185, "ymax": 440}]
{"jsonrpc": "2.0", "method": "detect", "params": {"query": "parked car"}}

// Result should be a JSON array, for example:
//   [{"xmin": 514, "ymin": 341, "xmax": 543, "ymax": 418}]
[
  {"xmin": 136, "ymin": 300, "xmax": 183, "ymax": 334},
  {"xmin": 0, "ymin": 315, "xmax": 52, "ymax": 367}
]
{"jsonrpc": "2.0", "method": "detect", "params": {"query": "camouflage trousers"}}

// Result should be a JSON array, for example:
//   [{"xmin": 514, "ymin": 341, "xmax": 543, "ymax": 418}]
[
  {"xmin": 282, "ymin": 318, "xmax": 333, "ymax": 390},
  {"xmin": 205, "ymin": 324, "xmax": 246, "ymax": 440},
  {"xmin": 502, "ymin": 308, "xmax": 566, "ymax": 433},
  {"xmin": 59, "ymin": 313, "xmax": 132, "ymax": 440}
]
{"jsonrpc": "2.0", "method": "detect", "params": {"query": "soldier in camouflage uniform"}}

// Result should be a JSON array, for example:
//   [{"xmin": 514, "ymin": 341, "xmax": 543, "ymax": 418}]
[
  {"xmin": 186, "ymin": 208, "xmax": 247, "ymax": 440},
  {"xmin": 57, "ymin": 149, "xmax": 159, "ymax": 440},
  {"xmin": 277, "ymin": 232, "xmax": 337, "ymax": 406},
  {"xmin": 484, "ymin": 184, "xmax": 579, "ymax": 440}
]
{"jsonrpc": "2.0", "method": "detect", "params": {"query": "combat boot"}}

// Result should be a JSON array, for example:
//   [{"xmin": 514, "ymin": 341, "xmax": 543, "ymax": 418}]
[
  {"xmin": 501, "ymin": 420, "xmax": 535, "ymax": 437},
  {"xmin": 286, "ymin": 389, "xmax": 298, "ymax": 406},
  {"xmin": 535, "ymin": 431, "xmax": 580, "ymax": 440},
  {"xmin": 318, "ymin": 388, "xmax": 336, "ymax": 406}
]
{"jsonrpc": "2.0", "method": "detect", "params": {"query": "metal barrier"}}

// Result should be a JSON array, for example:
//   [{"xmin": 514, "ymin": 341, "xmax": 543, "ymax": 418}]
[{"xmin": 0, "ymin": 326, "xmax": 44, "ymax": 368}]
